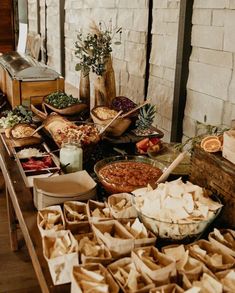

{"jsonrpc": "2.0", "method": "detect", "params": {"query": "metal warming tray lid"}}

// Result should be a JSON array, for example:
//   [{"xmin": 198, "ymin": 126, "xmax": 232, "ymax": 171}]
[{"xmin": 0, "ymin": 51, "xmax": 60, "ymax": 81}]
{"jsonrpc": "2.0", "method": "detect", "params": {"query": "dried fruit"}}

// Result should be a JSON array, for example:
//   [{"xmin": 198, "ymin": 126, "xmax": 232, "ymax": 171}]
[
  {"xmin": 200, "ymin": 135, "xmax": 220, "ymax": 149},
  {"xmin": 202, "ymin": 138, "xmax": 222, "ymax": 153}
]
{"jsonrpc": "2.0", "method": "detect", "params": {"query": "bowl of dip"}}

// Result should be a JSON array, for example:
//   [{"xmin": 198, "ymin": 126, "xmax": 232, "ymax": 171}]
[{"xmin": 94, "ymin": 155, "xmax": 166, "ymax": 193}]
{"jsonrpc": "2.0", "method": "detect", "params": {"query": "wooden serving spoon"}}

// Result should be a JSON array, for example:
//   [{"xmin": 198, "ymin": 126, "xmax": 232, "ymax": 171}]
[
  {"xmin": 156, "ymin": 151, "xmax": 188, "ymax": 184},
  {"xmin": 30, "ymin": 123, "xmax": 45, "ymax": 136}
]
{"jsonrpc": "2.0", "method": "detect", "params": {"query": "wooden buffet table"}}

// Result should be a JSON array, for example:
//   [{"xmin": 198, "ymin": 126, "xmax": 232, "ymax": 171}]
[{"xmin": 0, "ymin": 138, "xmax": 69, "ymax": 293}]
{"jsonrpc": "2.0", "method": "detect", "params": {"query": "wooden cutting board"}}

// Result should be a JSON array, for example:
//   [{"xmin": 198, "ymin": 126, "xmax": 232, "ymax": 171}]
[{"xmin": 103, "ymin": 127, "xmax": 164, "ymax": 144}]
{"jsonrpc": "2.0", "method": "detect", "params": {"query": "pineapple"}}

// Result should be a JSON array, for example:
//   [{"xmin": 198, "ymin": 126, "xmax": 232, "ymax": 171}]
[{"xmin": 136, "ymin": 104, "xmax": 156, "ymax": 130}]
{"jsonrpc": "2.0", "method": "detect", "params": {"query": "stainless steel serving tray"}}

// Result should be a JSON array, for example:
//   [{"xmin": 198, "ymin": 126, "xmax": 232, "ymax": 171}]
[{"xmin": 0, "ymin": 51, "xmax": 60, "ymax": 81}]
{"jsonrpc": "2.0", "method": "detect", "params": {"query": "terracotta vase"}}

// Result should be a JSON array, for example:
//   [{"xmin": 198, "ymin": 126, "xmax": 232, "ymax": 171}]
[{"xmin": 79, "ymin": 71, "xmax": 90, "ymax": 109}]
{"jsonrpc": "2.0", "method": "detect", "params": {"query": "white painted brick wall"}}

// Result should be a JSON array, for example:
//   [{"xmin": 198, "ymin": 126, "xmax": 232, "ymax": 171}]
[
  {"xmin": 191, "ymin": 25, "xmax": 224, "ymax": 50},
  {"xmin": 185, "ymin": 3, "xmax": 235, "ymax": 134},
  {"xmin": 28, "ymin": 0, "xmax": 235, "ymax": 141},
  {"xmin": 118, "ymin": 0, "xmax": 148, "ymax": 9},
  {"xmin": 195, "ymin": 48, "xmax": 233, "ymax": 68},
  {"xmin": 224, "ymin": 10, "xmax": 235, "ymax": 52},
  {"xmin": 185, "ymin": 90, "xmax": 224, "ymax": 125},
  {"xmin": 64, "ymin": 1, "xmax": 149, "ymax": 102},
  {"xmin": 153, "ymin": 0, "xmax": 168, "ymax": 9},
  {"xmin": 194, "ymin": 0, "xmax": 227, "ymax": 9},
  {"xmin": 187, "ymin": 61, "xmax": 232, "ymax": 101},
  {"xmin": 212, "ymin": 10, "xmax": 225, "ymax": 26},
  {"xmin": 147, "ymin": 1, "xmax": 179, "ymax": 138},
  {"xmin": 183, "ymin": 116, "xmax": 197, "ymax": 138},
  {"xmin": 228, "ymin": 0, "xmax": 235, "ymax": 9},
  {"xmin": 192, "ymin": 9, "xmax": 212, "ymax": 25}
]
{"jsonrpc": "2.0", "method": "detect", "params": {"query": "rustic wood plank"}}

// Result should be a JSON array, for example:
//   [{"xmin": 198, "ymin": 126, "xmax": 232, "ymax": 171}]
[
  {"xmin": 21, "ymin": 79, "xmax": 65, "ymax": 102},
  {"xmin": 0, "ymin": 0, "xmax": 15, "ymax": 53},
  {"xmin": 0, "ymin": 139, "xmax": 69, "ymax": 292},
  {"xmin": 170, "ymin": 0, "xmax": 194, "ymax": 142},
  {"xmin": 6, "ymin": 187, "xmax": 18, "ymax": 251},
  {"xmin": 0, "ymin": 192, "xmax": 41, "ymax": 293},
  {"xmin": 190, "ymin": 145, "xmax": 235, "ymax": 228}
]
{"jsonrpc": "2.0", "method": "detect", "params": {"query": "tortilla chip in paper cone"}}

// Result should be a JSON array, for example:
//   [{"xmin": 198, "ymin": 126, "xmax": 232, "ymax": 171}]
[
  {"xmin": 162, "ymin": 244, "xmax": 210, "ymax": 281},
  {"xmin": 42, "ymin": 230, "xmax": 78, "ymax": 285},
  {"xmin": 63, "ymin": 201, "xmax": 90, "ymax": 234},
  {"xmin": 188, "ymin": 240, "xmax": 235, "ymax": 273},
  {"xmin": 123, "ymin": 218, "xmax": 156, "ymax": 248},
  {"xmin": 37, "ymin": 205, "xmax": 65, "ymax": 237},
  {"xmin": 71, "ymin": 263, "xmax": 119, "ymax": 293},
  {"xmin": 189, "ymin": 273, "xmax": 223, "ymax": 293},
  {"xmin": 92, "ymin": 220, "xmax": 134, "ymax": 258},
  {"xmin": 108, "ymin": 257, "xmax": 154, "ymax": 293},
  {"xmin": 132, "ymin": 246, "xmax": 176, "ymax": 285},
  {"xmin": 108, "ymin": 193, "xmax": 138, "ymax": 219},
  {"xmin": 216, "ymin": 269, "xmax": 235, "ymax": 292},
  {"xmin": 75, "ymin": 232, "xmax": 112, "ymax": 265},
  {"xmin": 208, "ymin": 228, "xmax": 235, "ymax": 258},
  {"xmin": 150, "ymin": 283, "xmax": 184, "ymax": 293},
  {"xmin": 87, "ymin": 200, "xmax": 112, "ymax": 223}
]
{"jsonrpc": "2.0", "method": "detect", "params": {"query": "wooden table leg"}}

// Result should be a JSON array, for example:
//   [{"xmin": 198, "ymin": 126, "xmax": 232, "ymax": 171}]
[{"xmin": 6, "ymin": 186, "xmax": 18, "ymax": 251}]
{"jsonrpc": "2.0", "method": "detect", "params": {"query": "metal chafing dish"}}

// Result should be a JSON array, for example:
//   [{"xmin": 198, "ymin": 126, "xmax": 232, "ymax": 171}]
[
  {"xmin": 0, "ymin": 51, "xmax": 59, "ymax": 81},
  {"xmin": 0, "ymin": 51, "xmax": 64, "ymax": 107}
]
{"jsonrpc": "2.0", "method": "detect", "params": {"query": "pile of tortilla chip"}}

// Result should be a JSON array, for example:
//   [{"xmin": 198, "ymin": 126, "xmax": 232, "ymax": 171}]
[
  {"xmin": 151, "ymin": 283, "xmax": 184, "ymax": 293},
  {"xmin": 76, "ymin": 234, "xmax": 112, "ymax": 264},
  {"xmin": 108, "ymin": 258, "xmax": 153, "ymax": 292},
  {"xmin": 132, "ymin": 246, "xmax": 176, "ymax": 284},
  {"xmin": 133, "ymin": 178, "xmax": 222, "ymax": 223},
  {"xmin": 108, "ymin": 193, "xmax": 138, "ymax": 219},
  {"xmin": 216, "ymin": 269, "xmax": 235, "ymax": 292},
  {"xmin": 38, "ymin": 206, "xmax": 64, "ymax": 234},
  {"xmin": 91, "ymin": 207, "xmax": 111, "ymax": 218},
  {"xmin": 112, "ymin": 198, "xmax": 131, "ymax": 211},
  {"xmin": 72, "ymin": 264, "xmax": 119, "ymax": 293},
  {"xmin": 209, "ymin": 228, "xmax": 235, "ymax": 257},
  {"xmin": 163, "ymin": 245, "xmax": 197, "ymax": 271},
  {"xmin": 92, "ymin": 221, "xmax": 134, "ymax": 258},
  {"xmin": 190, "ymin": 273, "xmax": 223, "ymax": 293},
  {"xmin": 64, "ymin": 201, "xmax": 88, "ymax": 223},
  {"xmin": 124, "ymin": 218, "xmax": 148, "ymax": 239},
  {"xmin": 43, "ymin": 230, "xmax": 78, "ymax": 259}
]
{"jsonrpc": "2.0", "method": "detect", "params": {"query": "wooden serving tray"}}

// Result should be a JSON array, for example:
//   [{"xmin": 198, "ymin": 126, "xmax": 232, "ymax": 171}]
[
  {"xmin": 15, "ymin": 153, "xmax": 61, "ymax": 188},
  {"xmin": 103, "ymin": 127, "xmax": 164, "ymax": 144},
  {"xmin": 0, "ymin": 131, "xmax": 14, "ymax": 157}
]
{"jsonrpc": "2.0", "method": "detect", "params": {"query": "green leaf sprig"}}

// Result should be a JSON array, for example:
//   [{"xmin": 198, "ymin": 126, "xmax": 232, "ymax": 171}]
[
  {"xmin": 75, "ymin": 28, "xmax": 112, "ymax": 76},
  {"xmin": 174, "ymin": 121, "xmax": 229, "ymax": 153}
]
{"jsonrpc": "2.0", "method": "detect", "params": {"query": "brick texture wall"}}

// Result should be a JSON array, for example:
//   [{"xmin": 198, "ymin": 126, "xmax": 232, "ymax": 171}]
[
  {"xmin": 184, "ymin": 0, "xmax": 235, "ymax": 139},
  {"xmin": 27, "ymin": 0, "xmax": 235, "ymax": 142},
  {"xmin": 64, "ymin": 0, "xmax": 149, "ymax": 104},
  {"xmin": 147, "ymin": 0, "xmax": 180, "ymax": 142}
]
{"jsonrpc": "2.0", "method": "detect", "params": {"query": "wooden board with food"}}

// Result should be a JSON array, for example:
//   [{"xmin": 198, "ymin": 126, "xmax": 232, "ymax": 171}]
[
  {"xmin": 43, "ymin": 91, "xmax": 88, "ymax": 115},
  {"xmin": 43, "ymin": 113, "xmax": 100, "ymax": 147}
]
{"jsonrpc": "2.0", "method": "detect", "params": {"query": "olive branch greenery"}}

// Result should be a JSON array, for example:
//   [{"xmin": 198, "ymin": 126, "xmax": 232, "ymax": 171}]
[
  {"xmin": 174, "ymin": 121, "xmax": 229, "ymax": 153},
  {"xmin": 75, "ymin": 22, "xmax": 121, "ymax": 77}
]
